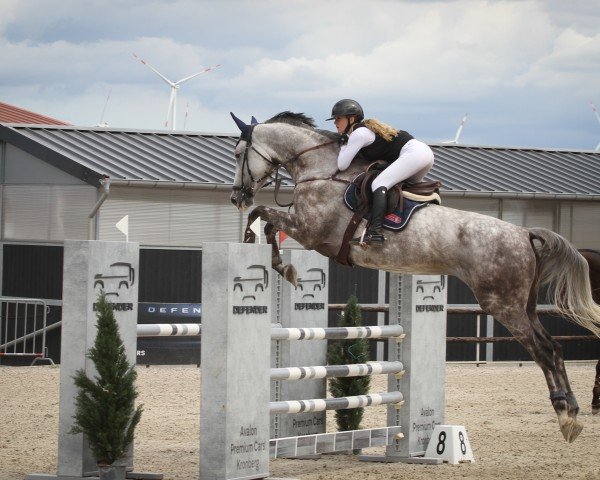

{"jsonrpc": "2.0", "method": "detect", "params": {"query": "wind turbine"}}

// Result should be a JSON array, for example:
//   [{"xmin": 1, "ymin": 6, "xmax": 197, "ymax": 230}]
[
  {"xmin": 442, "ymin": 113, "xmax": 468, "ymax": 144},
  {"xmin": 590, "ymin": 101, "xmax": 600, "ymax": 151},
  {"xmin": 97, "ymin": 87, "xmax": 112, "ymax": 128},
  {"xmin": 132, "ymin": 53, "xmax": 220, "ymax": 130}
]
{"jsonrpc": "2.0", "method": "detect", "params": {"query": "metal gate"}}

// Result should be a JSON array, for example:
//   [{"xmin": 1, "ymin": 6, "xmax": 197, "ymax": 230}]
[{"xmin": 0, "ymin": 297, "xmax": 54, "ymax": 365}]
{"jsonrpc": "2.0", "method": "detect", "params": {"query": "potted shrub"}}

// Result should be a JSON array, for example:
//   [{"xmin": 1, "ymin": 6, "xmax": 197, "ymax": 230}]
[
  {"xmin": 327, "ymin": 293, "xmax": 370, "ymax": 452},
  {"xmin": 70, "ymin": 291, "xmax": 143, "ymax": 480}
]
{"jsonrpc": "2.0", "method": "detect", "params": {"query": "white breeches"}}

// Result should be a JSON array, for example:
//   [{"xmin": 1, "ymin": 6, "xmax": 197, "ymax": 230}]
[{"xmin": 371, "ymin": 139, "xmax": 434, "ymax": 191}]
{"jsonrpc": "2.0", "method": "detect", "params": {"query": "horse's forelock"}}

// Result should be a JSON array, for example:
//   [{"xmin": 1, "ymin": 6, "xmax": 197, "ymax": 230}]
[{"xmin": 265, "ymin": 111, "xmax": 317, "ymax": 129}]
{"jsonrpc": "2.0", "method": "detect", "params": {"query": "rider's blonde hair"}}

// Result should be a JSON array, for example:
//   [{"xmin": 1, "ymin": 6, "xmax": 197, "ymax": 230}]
[{"xmin": 360, "ymin": 118, "xmax": 399, "ymax": 142}]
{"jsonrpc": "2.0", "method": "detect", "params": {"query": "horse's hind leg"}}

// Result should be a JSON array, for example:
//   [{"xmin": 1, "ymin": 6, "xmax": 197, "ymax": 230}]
[
  {"xmin": 488, "ymin": 305, "xmax": 583, "ymax": 442},
  {"xmin": 522, "ymin": 300, "xmax": 586, "ymax": 425},
  {"xmin": 592, "ymin": 359, "xmax": 600, "ymax": 415}
]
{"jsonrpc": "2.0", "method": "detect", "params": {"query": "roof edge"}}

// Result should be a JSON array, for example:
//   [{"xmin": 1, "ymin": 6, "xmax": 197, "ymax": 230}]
[
  {"xmin": 109, "ymin": 179, "xmax": 600, "ymax": 201},
  {"xmin": 0, "ymin": 124, "xmax": 105, "ymax": 186},
  {"xmin": 2, "ymin": 123, "xmax": 238, "ymax": 138}
]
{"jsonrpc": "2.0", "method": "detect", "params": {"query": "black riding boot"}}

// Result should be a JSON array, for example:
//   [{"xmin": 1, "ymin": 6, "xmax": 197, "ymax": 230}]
[{"xmin": 352, "ymin": 186, "xmax": 387, "ymax": 245}]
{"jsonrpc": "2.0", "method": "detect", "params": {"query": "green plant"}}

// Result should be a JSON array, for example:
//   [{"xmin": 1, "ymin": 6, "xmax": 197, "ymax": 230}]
[
  {"xmin": 327, "ymin": 294, "xmax": 370, "ymax": 431},
  {"xmin": 70, "ymin": 291, "xmax": 143, "ymax": 466}
]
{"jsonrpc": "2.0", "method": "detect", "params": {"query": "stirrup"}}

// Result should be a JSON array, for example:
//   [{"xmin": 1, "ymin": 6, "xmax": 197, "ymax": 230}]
[{"xmin": 350, "ymin": 230, "xmax": 385, "ymax": 246}]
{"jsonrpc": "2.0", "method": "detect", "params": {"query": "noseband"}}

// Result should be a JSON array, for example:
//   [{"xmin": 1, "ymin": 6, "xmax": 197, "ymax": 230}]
[{"xmin": 233, "ymin": 124, "xmax": 337, "ymax": 206}]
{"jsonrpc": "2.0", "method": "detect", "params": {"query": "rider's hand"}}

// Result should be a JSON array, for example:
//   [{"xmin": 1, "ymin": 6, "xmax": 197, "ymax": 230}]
[{"xmin": 338, "ymin": 133, "xmax": 348, "ymax": 146}]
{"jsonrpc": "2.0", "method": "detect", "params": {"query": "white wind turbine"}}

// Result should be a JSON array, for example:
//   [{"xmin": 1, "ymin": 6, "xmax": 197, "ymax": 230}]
[
  {"xmin": 442, "ymin": 113, "xmax": 468, "ymax": 144},
  {"xmin": 590, "ymin": 101, "xmax": 600, "ymax": 151},
  {"xmin": 133, "ymin": 53, "xmax": 220, "ymax": 130}
]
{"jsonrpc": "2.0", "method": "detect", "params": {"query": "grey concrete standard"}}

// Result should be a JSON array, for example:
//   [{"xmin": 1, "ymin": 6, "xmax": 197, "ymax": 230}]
[
  {"xmin": 199, "ymin": 243, "xmax": 272, "ymax": 480},
  {"xmin": 361, "ymin": 273, "xmax": 447, "ymax": 462},
  {"xmin": 270, "ymin": 250, "xmax": 328, "ymax": 441},
  {"xmin": 200, "ymin": 243, "xmax": 447, "ymax": 476},
  {"xmin": 27, "ymin": 240, "xmax": 162, "ymax": 480}
]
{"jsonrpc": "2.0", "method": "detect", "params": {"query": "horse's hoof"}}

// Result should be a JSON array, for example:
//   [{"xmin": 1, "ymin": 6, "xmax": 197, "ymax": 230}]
[
  {"xmin": 592, "ymin": 405, "xmax": 599, "ymax": 415},
  {"xmin": 560, "ymin": 418, "xmax": 583, "ymax": 442},
  {"xmin": 283, "ymin": 264, "xmax": 298, "ymax": 287}
]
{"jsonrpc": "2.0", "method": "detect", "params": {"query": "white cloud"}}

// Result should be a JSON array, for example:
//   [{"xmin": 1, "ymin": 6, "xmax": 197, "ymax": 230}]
[{"xmin": 1, "ymin": 0, "xmax": 599, "ymax": 148}]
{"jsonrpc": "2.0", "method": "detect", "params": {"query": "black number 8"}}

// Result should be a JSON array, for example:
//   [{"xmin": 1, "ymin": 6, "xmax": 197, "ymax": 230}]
[
  {"xmin": 459, "ymin": 431, "xmax": 467, "ymax": 454},
  {"xmin": 436, "ymin": 431, "xmax": 446, "ymax": 454}
]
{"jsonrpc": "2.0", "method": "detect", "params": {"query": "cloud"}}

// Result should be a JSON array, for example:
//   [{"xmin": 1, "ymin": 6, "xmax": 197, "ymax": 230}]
[
  {"xmin": 0, "ymin": 0, "xmax": 599, "ymax": 148},
  {"xmin": 517, "ymin": 28, "xmax": 600, "ymax": 93}
]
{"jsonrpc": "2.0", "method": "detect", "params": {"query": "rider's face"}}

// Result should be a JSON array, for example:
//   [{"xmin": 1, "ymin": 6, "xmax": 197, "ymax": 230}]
[{"xmin": 334, "ymin": 116, "xmax": 350, "ymax": 134}]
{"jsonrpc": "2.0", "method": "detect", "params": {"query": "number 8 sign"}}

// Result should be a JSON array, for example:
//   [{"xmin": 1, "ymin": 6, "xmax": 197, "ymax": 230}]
[{"xmin": 424, "ymin": 425, "xmax": 475, "ymax": 464}]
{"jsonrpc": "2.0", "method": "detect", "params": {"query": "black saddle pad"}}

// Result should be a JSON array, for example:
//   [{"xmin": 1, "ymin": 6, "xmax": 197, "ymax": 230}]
[{"xmin": 343, "ymin": 183, "xmax": 430, "ymax": 231}]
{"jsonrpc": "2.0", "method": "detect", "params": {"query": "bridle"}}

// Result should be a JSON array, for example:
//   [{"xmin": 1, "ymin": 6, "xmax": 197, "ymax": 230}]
[
  {"xmin": 233, "ymin": 124, "xmax": 338, "ymax": 207},
  {"xmin": 232, "ymin": 124, "xmax": 280, "ymax": 201}
]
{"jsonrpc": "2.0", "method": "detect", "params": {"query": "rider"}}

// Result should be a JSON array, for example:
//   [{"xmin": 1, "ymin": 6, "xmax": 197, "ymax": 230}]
[{"xmin": 327, "ymin": 99, "xmax": 435, "ymax": 245}]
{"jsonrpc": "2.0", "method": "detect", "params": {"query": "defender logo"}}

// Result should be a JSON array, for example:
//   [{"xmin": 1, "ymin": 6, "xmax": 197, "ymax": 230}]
[
  {"xmin": 294, "ymin": 267, "xmax": 326, "ymax": 310},
  {"xmin": 295, "ymin": 268, "xmax": 326, "ymax": 299},
  {"xmin": 94, "ymin": 262, "xmax": 135, "ymax": 298},
  {"xmin": 232, "ymin": 264, "xmax": 269, "ymax": 314},
  {"xmin": 415, "ymin": 276, "xmax": 445, "ymax": 312},
  {"xmin": 93, "ymin": 262, "xmax": 135, "ymax": 312}
]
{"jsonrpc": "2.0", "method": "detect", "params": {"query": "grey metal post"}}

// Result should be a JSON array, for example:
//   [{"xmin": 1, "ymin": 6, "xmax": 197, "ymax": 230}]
[
  {"xmin": 200, "ymin": 243, "xmax": 271, "ymax": 480},
  {"xmin": 376, "ymin": 270, "xmax": 386, "ymax": 361},
  {"xmin": 386, "ymin": 274, "xmax": 447, "ymax": 460},
  {"xmin": 270, "ymin": 250, "xmax": 328, "ymax": 440},
  {"xmin": 486, "ymin": 314, "xmax": 494, "ymax": 362}
]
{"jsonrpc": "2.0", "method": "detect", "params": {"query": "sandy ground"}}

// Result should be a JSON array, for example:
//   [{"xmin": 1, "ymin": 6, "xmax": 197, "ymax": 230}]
[{"xmin": 2, "ymin": 362, "xmax": 599, "ymax": 480}]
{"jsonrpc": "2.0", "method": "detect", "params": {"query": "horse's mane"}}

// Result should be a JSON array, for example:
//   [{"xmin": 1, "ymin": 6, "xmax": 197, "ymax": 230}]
[
  {"xmin": 266, "ymin": 111, "xmax": 316, "ymax": 128},
  {"xmin": 265, "ymin": 111, "xmax": 339, "ymax": 141}
]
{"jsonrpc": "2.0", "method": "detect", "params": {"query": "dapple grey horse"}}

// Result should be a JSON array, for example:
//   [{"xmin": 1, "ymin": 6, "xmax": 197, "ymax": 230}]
[{"xmin": 229, "ymin": 111, "xmax": 600, "ymax": 442}]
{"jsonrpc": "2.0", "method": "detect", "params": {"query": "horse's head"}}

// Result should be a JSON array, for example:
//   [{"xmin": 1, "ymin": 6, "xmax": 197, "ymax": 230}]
[{"xmin": 230, "ymin": 112, "xmax": 282, "ymax": 210}]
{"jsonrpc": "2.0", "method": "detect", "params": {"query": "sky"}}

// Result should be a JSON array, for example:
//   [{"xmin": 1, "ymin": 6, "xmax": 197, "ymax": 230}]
[{"xmin": 1, "ymin": 0, "xmax": 600, "ymax": 150}]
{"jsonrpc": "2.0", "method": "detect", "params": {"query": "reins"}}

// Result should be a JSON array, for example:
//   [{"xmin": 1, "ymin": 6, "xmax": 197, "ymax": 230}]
[{"xmin": 273, "ymin": 139, "xmax": 340, "ymax": 207}]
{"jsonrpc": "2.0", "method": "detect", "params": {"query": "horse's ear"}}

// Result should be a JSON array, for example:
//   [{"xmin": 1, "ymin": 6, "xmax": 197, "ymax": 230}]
[
  {"xmin": 230, "ymin": 112, "xmax": 250, "ymax": 138},
  {"xmin": 251, "ymin": 116, "xmax": 258, "ymax": 125}
]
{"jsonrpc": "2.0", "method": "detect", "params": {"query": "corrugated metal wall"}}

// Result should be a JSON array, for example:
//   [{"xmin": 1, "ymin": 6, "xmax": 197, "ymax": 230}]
[
  {"xmin": 98, "ymin": 187, "xmax": 242, "ymax": 245},
  {"xmin": 3, "ymin": 185, "xmax": 95, "ymax": 241},
  {"xmin": 97, "ymin": 186, "xmax": 302, "ymax": 248}
]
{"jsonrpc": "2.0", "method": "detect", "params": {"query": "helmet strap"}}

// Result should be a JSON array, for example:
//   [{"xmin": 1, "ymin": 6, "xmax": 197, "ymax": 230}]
[{"xmin": 344, "ymin": 116, "xmax": 357, "ymax": 134}]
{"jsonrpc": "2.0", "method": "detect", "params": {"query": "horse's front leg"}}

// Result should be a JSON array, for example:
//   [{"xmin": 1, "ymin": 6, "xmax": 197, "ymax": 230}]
[
  {"xmin": 264, "ymin": 222, "xmax": 297, "ymax": 286},
  {"xmin": 243, "ymin": 206, "xmax": 305, "ymax": 286}
]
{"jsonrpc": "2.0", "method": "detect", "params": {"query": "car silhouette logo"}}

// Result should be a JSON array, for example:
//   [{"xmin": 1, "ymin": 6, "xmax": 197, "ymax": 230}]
[
  {"xmin": 94, "ymin": 262, "xmax": 135, "ymax": 298},
  {"xmin": 295, "ymin": 268, "xmax": 326, "ymax": 299},
  {"xmin": 416, "ymin": 276, "xmax": 446, "ymax": 301},
  {"xmin": 233, "ymin": 265, "xmax": 269, "ymax": 301}
]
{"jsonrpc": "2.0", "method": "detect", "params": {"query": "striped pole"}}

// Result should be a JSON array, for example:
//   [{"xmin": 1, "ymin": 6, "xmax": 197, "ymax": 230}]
[
  {"xmin": 270, "ymin": 361, "xmax": 404, "ymax": 381},
  {"xmin": 269, "ymin": 391, "xmax": 403, "ymax": 414},
  {"xmin": 270, "ymin": 325, "xmax": 404, "ymax": 341},
  {"xmin": 135, "ymin": 324, "xmax": 404, "ymax": 339},
  {"xmin": 136, "ymin": 323, "xmax": 201, "ymax": 337}
]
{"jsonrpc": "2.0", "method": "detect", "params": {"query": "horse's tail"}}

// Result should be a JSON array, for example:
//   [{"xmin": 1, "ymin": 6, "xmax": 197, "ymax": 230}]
[{"xmin": 529, "ymin": 227, "xmax": 600, "ymax": 337}]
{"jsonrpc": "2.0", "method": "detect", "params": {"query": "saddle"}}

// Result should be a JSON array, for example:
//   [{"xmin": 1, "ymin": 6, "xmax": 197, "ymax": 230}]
[
  {"xmin": 336, "ymin": 164, "xmax": 442, "ymax": 266},
  {"xmin": 349, "ymin": 165, "xmax": 441, "ymax": 214}
]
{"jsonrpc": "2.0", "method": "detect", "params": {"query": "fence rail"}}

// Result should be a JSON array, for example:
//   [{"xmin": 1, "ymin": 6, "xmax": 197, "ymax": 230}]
[{"xmin": 2, "ymin": 300, "xmax": 596, "ymax": 365}]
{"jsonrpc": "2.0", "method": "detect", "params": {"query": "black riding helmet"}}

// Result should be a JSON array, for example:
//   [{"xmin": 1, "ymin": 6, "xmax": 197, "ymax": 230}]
[{"xmin": 326, "ymin": 99, "xmax": 364, "ymax": 121}]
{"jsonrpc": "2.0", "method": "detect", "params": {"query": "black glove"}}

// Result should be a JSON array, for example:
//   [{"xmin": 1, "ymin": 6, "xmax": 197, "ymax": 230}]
[{"xmin": 338, "ymin": 133, "xmax": 348, "ymax": 146}]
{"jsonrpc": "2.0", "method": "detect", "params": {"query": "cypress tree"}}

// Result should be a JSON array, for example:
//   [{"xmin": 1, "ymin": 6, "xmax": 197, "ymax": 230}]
[
  {"xmin": 327, "ymin": 294, "xmax": 370, "ymax": 432},
  {"xmin": 70, "ymin": 291, "xmax": 143, "ymax": 466}
]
